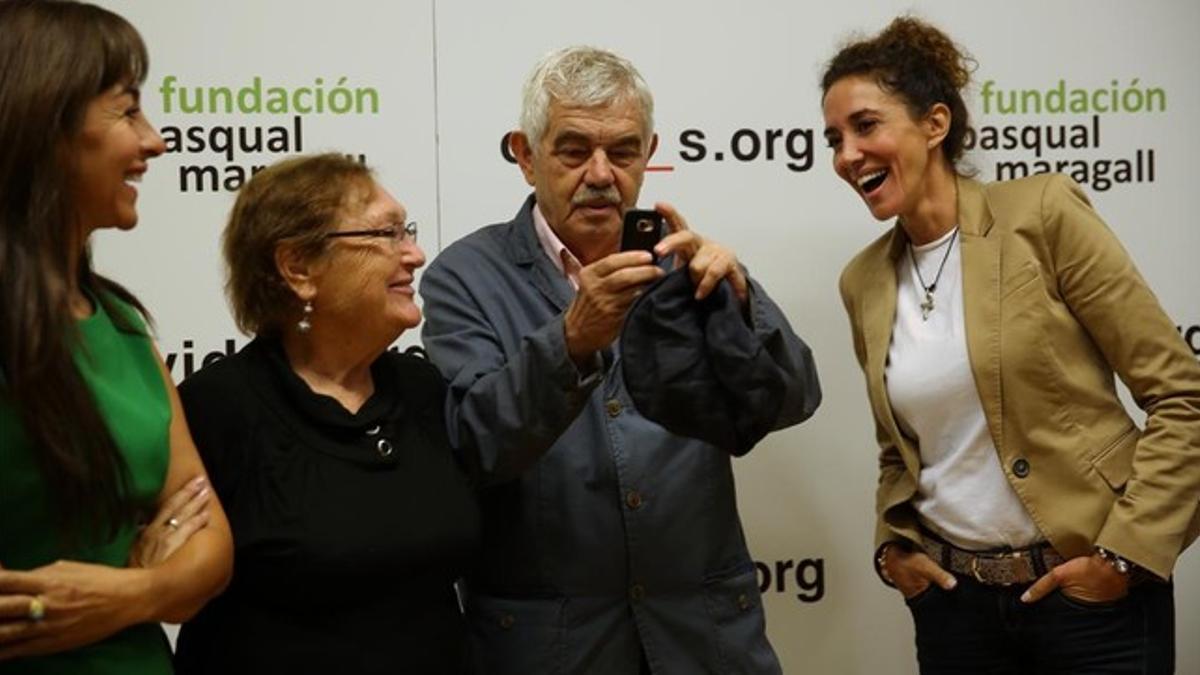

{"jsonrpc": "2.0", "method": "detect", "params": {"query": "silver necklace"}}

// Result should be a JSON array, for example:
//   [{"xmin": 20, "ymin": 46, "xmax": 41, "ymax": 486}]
[{"xmin": 909, "ymin": 229, "xmax": 958, "ymax": 321}]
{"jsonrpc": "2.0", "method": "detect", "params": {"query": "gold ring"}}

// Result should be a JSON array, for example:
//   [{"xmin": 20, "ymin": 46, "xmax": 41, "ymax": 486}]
[
  {"xmin": 28, "ymin": 596, "xmax": 45, "ymax": 622},
  {"xmin": 167, "ymin": 517, "xmax": 181, "ymax": 530}
]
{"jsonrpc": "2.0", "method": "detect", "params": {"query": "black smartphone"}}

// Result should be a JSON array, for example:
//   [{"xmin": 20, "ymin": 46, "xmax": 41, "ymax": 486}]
[{"xmin": 620, "ymin": 209, "xmax": 664, "ymax": 260}]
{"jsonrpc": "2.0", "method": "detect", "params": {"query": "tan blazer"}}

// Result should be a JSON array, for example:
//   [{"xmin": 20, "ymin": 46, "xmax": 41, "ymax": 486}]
[{"xmin": 839, "ymin": 174, "xmax": 1200, "ymax": 580}]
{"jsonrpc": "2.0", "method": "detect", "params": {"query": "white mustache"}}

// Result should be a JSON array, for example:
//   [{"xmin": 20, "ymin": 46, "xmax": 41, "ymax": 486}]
[{"xmin": 571, "ymin": 186, "xmax": 621, "ymax": 206}]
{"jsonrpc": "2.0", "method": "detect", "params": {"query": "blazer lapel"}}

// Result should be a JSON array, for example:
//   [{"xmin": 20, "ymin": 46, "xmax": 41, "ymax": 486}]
[
  {"xmin": 860, "ymin": 227, "xmax": 922, "ymax": 478},
  {"xmin": 957, "ymin": 177, "xmax": 1004, "ymax": 450}
]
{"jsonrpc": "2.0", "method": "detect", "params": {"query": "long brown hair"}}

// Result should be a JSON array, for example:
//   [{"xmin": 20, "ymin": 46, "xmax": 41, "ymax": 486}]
[{"xmin": 0, "ymin": 0, "xmax": 155, "ymax": 544}]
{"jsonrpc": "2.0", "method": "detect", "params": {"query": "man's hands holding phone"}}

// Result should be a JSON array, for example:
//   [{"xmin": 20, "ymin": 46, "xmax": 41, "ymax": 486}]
[
  {"xmin": 563, "ymin": 202, "xmax": 748, "ymax": 370},
  {"xmin": 564, "ymin": 249, "xmax": 662, "ymax": 368}
]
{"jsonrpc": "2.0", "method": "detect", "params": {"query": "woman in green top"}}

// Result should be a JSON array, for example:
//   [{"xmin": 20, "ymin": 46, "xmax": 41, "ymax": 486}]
[{"xmin": 0, "ymin": 1, "xmax": 233, "ymax": 672}]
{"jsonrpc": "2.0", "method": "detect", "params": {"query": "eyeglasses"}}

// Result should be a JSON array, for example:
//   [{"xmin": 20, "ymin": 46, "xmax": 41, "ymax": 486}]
[{"xmin": 324, "ymin": 221, "xmax": 418, "ymax": 246}]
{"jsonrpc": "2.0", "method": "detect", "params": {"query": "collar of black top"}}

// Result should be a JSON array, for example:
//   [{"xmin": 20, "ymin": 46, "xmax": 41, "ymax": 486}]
[{"xmin": 619, "ymin": 268, "xmax": 785, "ymax": 455}]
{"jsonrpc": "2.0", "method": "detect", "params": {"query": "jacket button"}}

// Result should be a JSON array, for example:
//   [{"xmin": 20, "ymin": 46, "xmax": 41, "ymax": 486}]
[
  {"xmin": 625, "ymin": 491, "xmax": 643, "ymax": 510},
  {"xmin": 737, "ymin": 593, "xmax": 752, "ymax": 611},
  {"xmin": 630, "ymin": 584, "xmax": 645, "ymax": 601},
  {"xmin": 1012, "ymin": 458, "xmax": 1030, "ymax": 478},
  {"xmin": 606, "ymin": 399, "xmax": 623, "ymax": 417},
  {"xmin": 498, "ymin": 614, "xmax": 515, "ymax": 630}
]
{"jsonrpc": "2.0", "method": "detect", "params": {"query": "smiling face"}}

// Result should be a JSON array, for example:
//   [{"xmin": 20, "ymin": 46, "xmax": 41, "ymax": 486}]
[
  {"xmin": 513, "ymin": 98, "xmax": 658, "ymax": 264},
  {"xmin": 72, "ymin": 83, "xmax": 166, "ymax": 235},
  {"xmin": 822, "ymin": 75, "xmax": 948, "ymax": 223},
  {"xmin": 309, "ymin": 182, "xmax": 427, "ymax": 341}
]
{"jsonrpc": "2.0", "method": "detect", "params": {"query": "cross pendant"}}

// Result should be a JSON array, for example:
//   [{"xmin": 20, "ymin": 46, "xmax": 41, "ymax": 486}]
[{"xmin": 920, "ymin": 291, "xmax": 935, "ymax": 321}]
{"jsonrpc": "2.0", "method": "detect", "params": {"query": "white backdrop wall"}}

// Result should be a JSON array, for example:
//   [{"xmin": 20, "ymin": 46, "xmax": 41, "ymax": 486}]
[{"xmin": 93, "ymin": 1, "xmax": 1200, "ymax": 672}]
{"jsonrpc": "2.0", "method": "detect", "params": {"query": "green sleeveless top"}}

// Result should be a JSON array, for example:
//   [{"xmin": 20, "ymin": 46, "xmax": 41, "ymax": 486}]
[{"xmin": 0, "ymin": 293, "xmax": 172, "ymax": 674}]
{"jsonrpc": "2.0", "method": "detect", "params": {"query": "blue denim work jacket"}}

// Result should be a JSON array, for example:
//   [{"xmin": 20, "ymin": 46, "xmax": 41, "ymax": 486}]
[{"xmin": 420, "ymin": 196, "xmax": 820, "ymax": 674}]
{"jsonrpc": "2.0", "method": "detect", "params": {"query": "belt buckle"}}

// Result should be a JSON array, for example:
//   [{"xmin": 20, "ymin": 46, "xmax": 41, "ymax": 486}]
[
  {"xmin": 969, "ymin": 556, "xmax": 988, "ymax": 583},
  {"xmin": 970, "ymin": 550, "xmax": 1025, "ymax": 586}
]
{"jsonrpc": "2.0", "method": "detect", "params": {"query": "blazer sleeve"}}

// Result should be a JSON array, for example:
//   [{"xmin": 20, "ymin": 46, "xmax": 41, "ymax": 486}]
[{"xmin": 1041, "ymin": 174, "xmax": 1200, "ymax": 578}]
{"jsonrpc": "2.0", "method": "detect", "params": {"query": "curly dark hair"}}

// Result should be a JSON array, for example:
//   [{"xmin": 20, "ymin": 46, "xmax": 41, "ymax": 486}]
[{"xmin": 821, "ymin": 16, "xmax": 976, "ymax": 168}]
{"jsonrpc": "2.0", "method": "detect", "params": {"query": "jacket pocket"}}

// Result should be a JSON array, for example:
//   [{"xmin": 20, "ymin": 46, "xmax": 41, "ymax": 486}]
[
  {"xmin": 1091, "ymin": 425, "xmax": 1139, "ymax": 491},
  {"xmin": 467, "ymin": 594, "xmax": 565, "ymax": 675},
  {"xmin": 702, "ymin": 567, "xmax": 781, "ymax": 675},
  {"xmin": 1001, "ymin": 261, "xmax": 1042, "ymax": 299}
]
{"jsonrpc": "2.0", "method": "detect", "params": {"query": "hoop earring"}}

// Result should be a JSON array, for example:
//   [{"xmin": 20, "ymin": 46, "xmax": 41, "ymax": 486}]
[{"xmin": 297, "ymin": 301, "xmax": 313, "ymax": 333}]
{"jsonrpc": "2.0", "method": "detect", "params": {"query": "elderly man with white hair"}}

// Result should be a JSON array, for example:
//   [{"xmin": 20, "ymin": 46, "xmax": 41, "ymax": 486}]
[{"xmin": 421, "ymin": 46, "xmax": 820, "ymax": 674}]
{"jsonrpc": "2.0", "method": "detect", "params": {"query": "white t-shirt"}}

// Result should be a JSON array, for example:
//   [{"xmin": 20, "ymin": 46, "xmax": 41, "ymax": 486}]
[{"xmin": 885, "ymin": 227, "xmax": 1042, "ymax": 550}]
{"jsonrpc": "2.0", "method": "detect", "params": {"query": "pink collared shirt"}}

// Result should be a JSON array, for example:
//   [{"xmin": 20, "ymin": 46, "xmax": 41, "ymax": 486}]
[{"xmin": 532, "ymin": 205, "xmax": 583, "ymax": 291}]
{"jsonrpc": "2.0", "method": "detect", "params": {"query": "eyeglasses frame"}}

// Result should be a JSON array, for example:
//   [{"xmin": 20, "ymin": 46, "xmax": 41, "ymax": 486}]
[{"xmin": 323, "ymin": 220, "xmax": 418, "ymax": 246}]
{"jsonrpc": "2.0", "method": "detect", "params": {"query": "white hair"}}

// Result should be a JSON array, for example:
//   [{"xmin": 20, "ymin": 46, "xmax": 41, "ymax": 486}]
[{"xmin": 519, "ymin": 45, "xmax": 655, "ymax": 150}]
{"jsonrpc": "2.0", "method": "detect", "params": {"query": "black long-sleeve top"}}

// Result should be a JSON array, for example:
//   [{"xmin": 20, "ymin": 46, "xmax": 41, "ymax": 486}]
[{"xmin": 173, "ymin": 338, "xmax": 480, "ymax": 675}]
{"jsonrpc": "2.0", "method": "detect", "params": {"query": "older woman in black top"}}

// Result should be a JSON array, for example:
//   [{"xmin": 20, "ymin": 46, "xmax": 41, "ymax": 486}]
[{"xmin": 173, "ymin": 153, "xmax": 480, "ymax": 674}]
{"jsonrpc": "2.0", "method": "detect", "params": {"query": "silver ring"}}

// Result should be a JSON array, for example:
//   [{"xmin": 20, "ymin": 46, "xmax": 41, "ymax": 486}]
[
  {"xmin": 167, "ymin": 517, "xmax": 181, "ymax": 530},
  {"xmin": 28, "ymin": 597, "xmax": 45, "ymax": 622}
]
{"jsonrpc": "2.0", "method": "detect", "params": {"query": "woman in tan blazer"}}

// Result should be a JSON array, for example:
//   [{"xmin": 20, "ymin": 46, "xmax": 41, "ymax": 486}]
[{"xmin": 822, "ymin": 16, "xmax": 1200, "ymax": 674}]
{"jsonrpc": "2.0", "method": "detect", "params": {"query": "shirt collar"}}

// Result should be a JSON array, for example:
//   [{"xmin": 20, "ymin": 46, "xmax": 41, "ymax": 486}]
[{"xmin": 532, "ymin": 204, "xmax": 583, "ymax": 290}]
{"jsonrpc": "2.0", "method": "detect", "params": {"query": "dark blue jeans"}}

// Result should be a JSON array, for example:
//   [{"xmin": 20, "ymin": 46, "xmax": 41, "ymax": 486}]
[{"xmin": 906, "ymin": 575, "xmax": 1174, "ymax": 674}]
